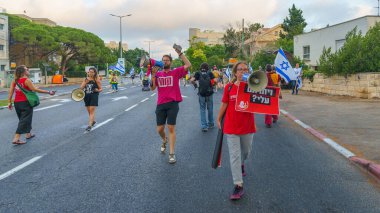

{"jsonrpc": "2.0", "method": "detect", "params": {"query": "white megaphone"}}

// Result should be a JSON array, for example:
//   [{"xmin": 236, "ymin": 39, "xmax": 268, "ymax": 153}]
[
  {"xmin": 71, "ymin": 88, "xmax": 85, "ymax": 102},
  {"xmin": 242, "ymin": 71, "xmax": 268, "ymax": 92}
]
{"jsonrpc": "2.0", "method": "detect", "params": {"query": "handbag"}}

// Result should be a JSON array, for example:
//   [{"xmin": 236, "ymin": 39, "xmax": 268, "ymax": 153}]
[{"xmin": 16, "ymin": 81, "xmax": 40, "ymax": 107}]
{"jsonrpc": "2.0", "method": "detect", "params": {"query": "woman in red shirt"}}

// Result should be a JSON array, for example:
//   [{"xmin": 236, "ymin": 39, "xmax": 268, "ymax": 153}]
[
  {"xmin": 217, "ymin": 61, "xmax": 256, "ymax": 200},
  {"xmin": 7, "ymin": 65, "xmax": 55, "ymax": 145}
]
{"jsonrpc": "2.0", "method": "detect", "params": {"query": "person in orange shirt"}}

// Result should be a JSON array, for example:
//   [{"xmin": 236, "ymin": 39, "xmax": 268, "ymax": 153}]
[{"xmin": 264, "ymin": 64, "xmax": 282, "ymax": 128}]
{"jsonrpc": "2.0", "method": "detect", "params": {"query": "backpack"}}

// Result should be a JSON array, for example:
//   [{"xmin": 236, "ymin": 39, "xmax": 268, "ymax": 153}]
[{"xmin": 198, "ymin": 71, "xmax": 213, "ymax": 97}]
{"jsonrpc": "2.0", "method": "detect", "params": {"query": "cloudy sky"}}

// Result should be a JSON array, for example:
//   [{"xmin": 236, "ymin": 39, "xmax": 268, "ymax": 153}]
[{"xmin": 1, "ymin": 0, "xmax": 377, "ymax": 57}]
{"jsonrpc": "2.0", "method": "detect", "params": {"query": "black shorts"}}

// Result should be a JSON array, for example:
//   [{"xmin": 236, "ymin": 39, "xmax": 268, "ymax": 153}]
[
  {"xmin": 155, "ymin": 101, "xmax": 179, "ymax": 126},
  {"xmin": 84, "ymin": 93, "xmax": 99, "ymax": 106}
]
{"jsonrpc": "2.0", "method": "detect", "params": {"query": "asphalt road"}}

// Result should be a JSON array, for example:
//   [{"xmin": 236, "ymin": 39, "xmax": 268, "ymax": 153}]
[{"xmin": 0, "ymin": 81, "xmax": 380, "ymax": 212}]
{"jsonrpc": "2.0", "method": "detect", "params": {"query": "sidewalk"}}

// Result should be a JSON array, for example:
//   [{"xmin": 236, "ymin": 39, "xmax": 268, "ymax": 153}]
[{"xmin": 280, "ymin": 89, "xmax": 380, "ymax": 179}]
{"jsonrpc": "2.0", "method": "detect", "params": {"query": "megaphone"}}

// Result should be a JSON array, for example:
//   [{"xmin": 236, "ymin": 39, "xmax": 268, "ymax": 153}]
[
  {"xmin": 71, "ymin": 88, "xmax": 85, "ymax": 102},
  {"xmin": 138, "ymin": 55, "xmax": 164, "ymax": 69},
  {"xmin": 243, "ymin": 71, "xmax": 268, "ymax": 92}
]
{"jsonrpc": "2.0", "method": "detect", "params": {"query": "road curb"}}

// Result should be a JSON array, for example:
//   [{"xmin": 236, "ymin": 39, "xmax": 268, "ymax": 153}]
[{"xmin": 280, "ymin": 109, "xmax": 380, "ymax": 181}]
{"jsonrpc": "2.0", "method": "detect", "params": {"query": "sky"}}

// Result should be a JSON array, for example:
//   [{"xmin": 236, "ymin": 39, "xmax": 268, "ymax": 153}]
[{"xmin": 1, "ymin": 0, "xmax": 377, "ymax": 58}]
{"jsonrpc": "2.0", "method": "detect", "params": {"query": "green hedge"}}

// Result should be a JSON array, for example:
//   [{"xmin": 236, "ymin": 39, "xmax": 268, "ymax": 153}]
[{"xmin": 65, "ymin": 71, "xmax": 87, "ymax": 78}]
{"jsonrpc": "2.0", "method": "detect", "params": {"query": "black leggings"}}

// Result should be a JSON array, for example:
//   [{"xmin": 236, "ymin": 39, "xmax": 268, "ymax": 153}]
[{"xmin": 14, "ymin": 101, "xmax": 33, "ymax": 134}]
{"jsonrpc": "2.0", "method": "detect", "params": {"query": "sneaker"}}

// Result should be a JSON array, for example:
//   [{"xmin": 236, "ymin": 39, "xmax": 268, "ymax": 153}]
[
  {"xmin": 92, "ymin": 121, "xmax": 96, "ymax": 126},
  {"xmin": 169, "ymin": 154, "xmax": 176, "ymax": 164},
  {"xmin": 85, "ymin": 126, "xmax": 92, "ymax": 131},
  {"xmin": 201, "ymin": 128, "xmax": 208, "ymax": 132},
  {"xmin": 208, "ymin": 124, "xmax": 215, "ymax": 129},
  {"xmin": 242, "ymin": 164, "xmax": 246, "ymax": 177},
  {"xmin": 161, "ymin": 137, "xmax": 167, "ymax": 153},
  {"xmin": 230, "ymin": 185, "xmax": 244, "ymax": 200},
  {"xmin": 266, "ymin": 124, "xmax": 272, "ymax": 128}
]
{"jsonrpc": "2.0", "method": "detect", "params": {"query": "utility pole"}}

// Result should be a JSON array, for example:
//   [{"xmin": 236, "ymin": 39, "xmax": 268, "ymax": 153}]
[
  {"xmin": 376, "ymin": 0, "xmax": 380, "ymax": 16},
  {"xmin": 144, "ymin": 40, "xmax": 155, "ymax": 57},
  {"xmin": 241, "ymin": 18, "xmax": 245, "ymax": 59}
]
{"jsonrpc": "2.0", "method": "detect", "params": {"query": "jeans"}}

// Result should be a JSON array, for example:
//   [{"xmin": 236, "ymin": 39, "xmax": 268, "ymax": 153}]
[
  {"xmin": 199, "ymin": 94, "xmax": 214, "ymax": 129},
  {"xmin": 291, "ymin": 80, "xmax": 298, "ymax": 94},
  {"xmin": 112, "ymin": 83, "xmax": 118, "ymax": 91}
]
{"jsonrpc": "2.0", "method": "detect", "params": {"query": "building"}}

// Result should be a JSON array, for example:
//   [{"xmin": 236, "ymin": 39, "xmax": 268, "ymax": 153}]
[
  {"xmin": 13, "ymin": 14, "xmax": 57, "ymax": 26},
  {"xmin": 105, "ymin": 41, "xmax": 128, "ymax": 51},
  {"xmin": 244, "ymin": 24, "xmax": 284, "ymax": 56},
  {"xmin": 0, "ymin": 13, "xmax": 9, "ymax": 87},
  {"xmin": 294, "ymin": 16, "xmax": 380, "ymax": 68},
  {"xmin": 189, "ymin": 28, "xmax": 224, "ymax": 46}
]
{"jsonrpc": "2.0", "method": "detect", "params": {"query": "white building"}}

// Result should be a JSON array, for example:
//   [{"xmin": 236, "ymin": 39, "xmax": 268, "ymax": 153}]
[
  {"xmin": 0, "ymin": 12, "xmax": 10, "ymax": 87},
  {"xmin": 294, "ymin": 16, "xmax": 380, "ymax": 68}
]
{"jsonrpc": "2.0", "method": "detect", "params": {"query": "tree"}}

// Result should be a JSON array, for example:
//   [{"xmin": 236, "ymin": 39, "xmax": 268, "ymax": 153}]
[
  {"xmin": 277, "ymin": 4, "xmax": 307, "ymax": 54},
  {"xmin": 280, "ymin": 4, "xmax": 307, "ymax": 40},
  {"xmin": 250, "ymin": 50, "xmax": 275, "ymax": 71},
  {"xmin": 222, "ymin": 27, "xmax": 240, "ymax": 58}
]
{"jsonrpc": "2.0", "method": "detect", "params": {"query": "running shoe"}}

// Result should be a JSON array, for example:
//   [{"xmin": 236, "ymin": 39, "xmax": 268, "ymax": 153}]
[
  {"xmin": 169, "ymin": 154, "xmax": 176, "ymax": 164},
  {"xmin": 230, "ymin": 185, "xmax": 244, "ymax": 200}
]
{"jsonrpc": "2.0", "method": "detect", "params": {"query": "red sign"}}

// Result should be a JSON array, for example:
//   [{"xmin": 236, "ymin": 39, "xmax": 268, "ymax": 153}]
[{"xmin": 235, "ymin": 84, "xmax": 280, "ymax": 115}]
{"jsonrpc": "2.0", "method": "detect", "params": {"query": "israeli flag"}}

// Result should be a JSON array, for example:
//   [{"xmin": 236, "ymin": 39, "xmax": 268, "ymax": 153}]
[
  {"xmin": 115, "ymin": 58, "xmax": 125, "ymax": 74},
  {"xmin": 297, "ymin": 76, "xmax": 302, "ymax": 89},
  {"xmin": 248, "ymin": 63, "xmax": 253, "ymax": 73},
  {"xmin": 274, "ymin": 48, "xmax": 297, "ymax": 83},
  {"xmin": 130, "ymin": 66, "xmax": 135, "ymax": 75},
  {"xmin": 224, "ymin": 67, "xmax": 231, "ymax": 81}
]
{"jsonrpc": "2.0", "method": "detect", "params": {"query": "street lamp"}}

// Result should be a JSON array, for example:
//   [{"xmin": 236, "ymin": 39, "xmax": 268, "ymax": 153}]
[
  {"xmin": 110, "ymin": 13, "xmax": 132, "ymax": 58},
  {"xmin": 144, "ymin": 40, "xmax": 155, "ymax": 57}
]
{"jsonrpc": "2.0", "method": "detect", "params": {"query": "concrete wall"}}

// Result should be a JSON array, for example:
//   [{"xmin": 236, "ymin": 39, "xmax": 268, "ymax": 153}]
[{"xmin": 302, "ymin": 72, "xmax": 380, "ymax": 99}]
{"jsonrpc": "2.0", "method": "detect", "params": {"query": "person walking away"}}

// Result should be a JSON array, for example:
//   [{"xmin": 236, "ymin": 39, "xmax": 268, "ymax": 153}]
[
  {"xmin": 190, "ymin": 63, "xmax": 215, "ymax": 132},
  {"xmin": 150, "ymin": 44, "xmax": 191, "ymax": 164},
  {"xmin": 80, "ymin": 67, "xmax": 102, "ymax": 131},
  {"xmin": 216, "ymin": 61, "xmax": 256, "ymax": 200},
  {"xmin": 110, "ymin": 73, "xmax": 119, "ymax": 92},
  {"xmin": 7, "ymin": 65, "xmax": 55, "ymax": 144},
  {"xmin": 264, "ymin": 64, "xmax": 282, "ymax": 128}
]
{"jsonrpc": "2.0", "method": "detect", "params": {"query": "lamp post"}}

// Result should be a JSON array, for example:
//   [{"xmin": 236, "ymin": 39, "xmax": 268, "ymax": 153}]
[
  {"xmin": 144, "ymin": 40, "xmax": 155, "ymax": 57},
  {"xmin": 110, "ymin": 14, "xmax": 132, "ymax": 58}
]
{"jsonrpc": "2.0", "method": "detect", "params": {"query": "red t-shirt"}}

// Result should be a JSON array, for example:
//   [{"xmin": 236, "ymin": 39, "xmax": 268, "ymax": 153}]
[
  {"xmin": 221, "ymin": 82, "xmax": 256, "ymax": 135},
  {"xmin": 14, "ymin": 78, "xmax": 30, "ymax": 103}
]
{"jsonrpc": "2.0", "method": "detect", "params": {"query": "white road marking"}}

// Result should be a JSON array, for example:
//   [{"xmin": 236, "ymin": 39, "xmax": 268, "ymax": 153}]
[
  {"xmin": 294, "ymin": 120, "xmax": 310, "ymax": 129},
  {"xmin": 323, "ymin": 138, "xmax": 355, "ymax": 158},
  {"xmin": 131, "ymin": 86, "xmax": 136, "ymax": 88},
  {"xmin": 0, "ymin": 156, "xmax": 43, "ymax": 181},
  {"xmin": 181, "ymin": 95, "xmax": 188, "ymax": 98},
  {"xmin": 112, "ymin": 96, "xmax": 128, "ymax": 101},
  {"xmin": 280, "ymin": 109, "xmax": 288, "ymax": 115},
  {"xmin": 151, "ymin": 93, "xmax": 156, "ymax": 97},
  {"xmin": 87, "ymin": 118, "xmax": 114, "ymax": 132},
  {"xmin": 34, "ymin": 104, "xmax": 62, "ymax": 112},
  {"xmin": 140, "ymin": 98, "xmax": 149, "ymax": 103},
  {"xmin": 119, "ymin": 88, "xmax": 126, "ymax": 91},
  {"xmin": 125, "ymin": 104, "xmax": 138, "ymax": 111},
  {"xmin": 51, "ymin": 98, "xmax": 71, "ymax": 103},
  {"xmin": 104, "ymin": 91, "xmax": 113, "ymax": 94}
]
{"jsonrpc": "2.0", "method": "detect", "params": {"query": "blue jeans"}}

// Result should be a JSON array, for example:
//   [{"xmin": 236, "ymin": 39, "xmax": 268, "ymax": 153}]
[
  {"xmin": 199, "ymin": 94, "xmax": 214, "ymax": 129},
  {"xmin": 112, "ymin": 83, "xmax": 118, "ymax": 91}
]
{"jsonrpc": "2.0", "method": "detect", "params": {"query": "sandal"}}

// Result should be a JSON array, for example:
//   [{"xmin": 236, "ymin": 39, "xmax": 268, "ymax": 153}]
[
  {"xmin": 161, "ymin": 137, "xmax": 168, "ymax": 153},
  {"xmin": 26, "ymin": 134, "xmax": 35, "ymax": 139},
  {"xmin": 12, "ymin": 140, "xmax": 26, "ymax": 145}
]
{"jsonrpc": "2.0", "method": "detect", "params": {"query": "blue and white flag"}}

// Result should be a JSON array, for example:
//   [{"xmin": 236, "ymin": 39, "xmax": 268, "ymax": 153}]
[
  {"xmin": 297, "ymin": 76, "xmax": 302, "ymax": 89},
  {"xmin": 248, "ymin": 63, "xmax": 253, "ymax": 73},
  {"xmin": 130, "ymin": 66, "xmax": 135, "ymax": 75},
  {"xmin": 274, "ymin": 48, "xmax": 297, "ymax": 83},
  {"xmin": 115, "ymin": 58, "xmax": 125, "ymax": 74},
  {"xmin": 224, "ymin": 67, "xmax": 231, "ymax": 81}
]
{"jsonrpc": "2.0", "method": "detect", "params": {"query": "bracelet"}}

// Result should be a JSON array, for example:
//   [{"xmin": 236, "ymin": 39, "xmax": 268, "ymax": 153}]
[{"xmin": 179, "ymin": 52, "xmax": 183, "ymax": 57}]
